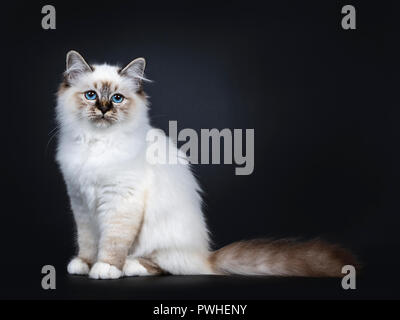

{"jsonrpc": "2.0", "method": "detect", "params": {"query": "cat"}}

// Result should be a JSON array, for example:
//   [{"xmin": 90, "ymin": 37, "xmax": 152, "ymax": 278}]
[{"xmin": 56, "ymin": 50, "xmax": 358, "ymax": 279}]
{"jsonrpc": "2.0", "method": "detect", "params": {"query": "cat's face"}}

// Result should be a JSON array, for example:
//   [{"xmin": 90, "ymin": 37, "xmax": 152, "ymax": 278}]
[{"xmin": 57, "ymin": 51, "xmax": 148, "ymax": 129}]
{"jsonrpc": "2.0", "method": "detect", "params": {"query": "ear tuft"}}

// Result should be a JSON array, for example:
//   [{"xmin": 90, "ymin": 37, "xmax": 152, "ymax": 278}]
[
  {"xmin": 119, "ymin": 57, "xmax": 148, "ymax": 88},
  {"xmin": 65, "ymin": 50, "xmax": 92, "ymax": 82}
]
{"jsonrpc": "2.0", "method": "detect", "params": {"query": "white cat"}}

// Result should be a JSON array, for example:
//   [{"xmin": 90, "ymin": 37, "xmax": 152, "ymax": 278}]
[{"xmin": 56, "ymin": 51, "xmax": 357, "ymax": 279}]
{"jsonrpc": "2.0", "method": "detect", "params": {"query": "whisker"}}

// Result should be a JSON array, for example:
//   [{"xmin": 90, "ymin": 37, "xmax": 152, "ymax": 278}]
[{"xmin": 45, "ymin": 114, "xmax": 86, "ymax": 156}]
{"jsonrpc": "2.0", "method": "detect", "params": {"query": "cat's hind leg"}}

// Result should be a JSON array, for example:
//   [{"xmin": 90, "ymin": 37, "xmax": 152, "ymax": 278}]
[
  {"xmin": 122, "ymin": 256, "xmax": 164, "ymax": 277},
  {"xmin": 150, "ymin": 248, "xmax": 214, "ymax": 275}
]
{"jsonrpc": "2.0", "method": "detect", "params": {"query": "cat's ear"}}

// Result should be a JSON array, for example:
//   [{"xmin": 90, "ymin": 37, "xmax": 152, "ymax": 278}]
[
  {"xmin": 119, "ymin": 57, "xmax": 148, "ymax": 88},
  {"xmin": 64, "ymin": 50, "xmax": 92, "ymax": 82}
]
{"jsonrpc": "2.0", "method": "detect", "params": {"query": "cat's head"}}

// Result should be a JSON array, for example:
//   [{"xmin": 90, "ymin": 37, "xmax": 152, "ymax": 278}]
[{"xmin": 57, "ymin": 50, "xmax": 149, "ymax": 130}]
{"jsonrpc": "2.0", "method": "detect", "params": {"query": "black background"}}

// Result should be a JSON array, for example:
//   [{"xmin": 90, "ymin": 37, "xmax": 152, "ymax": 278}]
[{"xmin": 1, "ymin": 0, "xmax": 399, "ymax": 299}]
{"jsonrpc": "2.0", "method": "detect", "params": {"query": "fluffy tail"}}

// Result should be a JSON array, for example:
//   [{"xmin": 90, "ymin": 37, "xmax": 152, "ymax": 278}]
[{"xmin": 209, "ymin": 238, "xmax": 359, "ymax": 277}]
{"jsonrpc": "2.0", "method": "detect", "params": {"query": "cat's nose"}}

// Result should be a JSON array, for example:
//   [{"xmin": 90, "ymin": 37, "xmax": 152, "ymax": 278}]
[{"xmin": 97, "ymin": 101, "xmax": 112, "ymax": 114}]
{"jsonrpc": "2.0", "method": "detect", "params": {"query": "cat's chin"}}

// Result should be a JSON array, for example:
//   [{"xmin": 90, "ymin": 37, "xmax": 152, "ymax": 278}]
[{"xmin": 89, "ymin": 117, "xmax": 116, "ymax": 128}]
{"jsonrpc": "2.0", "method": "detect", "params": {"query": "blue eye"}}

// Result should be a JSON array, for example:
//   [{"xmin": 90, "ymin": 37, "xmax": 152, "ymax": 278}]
[
  {"xmin": 111, "ymin": 94, "xmax": 124, "ymax": 103},
  {"xmin": 85, "ymin": 91, "xmax": 97, "ymax": 100}
]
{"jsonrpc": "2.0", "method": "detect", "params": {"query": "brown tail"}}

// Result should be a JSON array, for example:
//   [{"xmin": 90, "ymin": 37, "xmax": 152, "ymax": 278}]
[{"xmin": 209, "ymin": 238, "xmax": 359, "ymax": 277}]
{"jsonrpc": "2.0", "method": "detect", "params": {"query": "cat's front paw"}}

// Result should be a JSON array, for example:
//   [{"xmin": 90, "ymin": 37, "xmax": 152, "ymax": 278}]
[
  {"xmin": 89, "ymin": 262, "xmax": 122, "ymax": 279},
  {"xmin": 67, "ymin": 257, "xmax": 90, "ymax": 275}
]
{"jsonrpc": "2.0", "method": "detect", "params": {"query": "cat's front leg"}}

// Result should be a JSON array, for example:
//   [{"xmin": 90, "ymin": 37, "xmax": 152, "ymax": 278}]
[
  {"xmin": 89, "ymin": 189, "xmax": 145, "ymax": 279},
  {"xmin": 67, "ymin": 196, "xmax": 98, "ymax": 275}
]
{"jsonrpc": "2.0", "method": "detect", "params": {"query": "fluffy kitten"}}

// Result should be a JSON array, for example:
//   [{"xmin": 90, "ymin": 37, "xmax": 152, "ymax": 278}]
[{"xmin": 56, "ymin": 51, "xmax": 357, "ymax": 279}]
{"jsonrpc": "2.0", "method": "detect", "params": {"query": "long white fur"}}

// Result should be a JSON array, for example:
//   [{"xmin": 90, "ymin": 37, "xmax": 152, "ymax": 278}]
[{"xmin": 56, "ymin": 58, "xmax": 213, "ymax": 279}]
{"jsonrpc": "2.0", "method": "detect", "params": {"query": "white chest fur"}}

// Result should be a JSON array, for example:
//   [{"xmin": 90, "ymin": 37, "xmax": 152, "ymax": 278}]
[{"xmin": 57, "ymin": 131, "xmax": 147, "ymax": 213}]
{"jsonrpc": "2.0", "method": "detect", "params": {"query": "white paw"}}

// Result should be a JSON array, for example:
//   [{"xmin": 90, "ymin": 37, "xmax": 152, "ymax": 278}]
[
  {"xmin": 67, "ymin": 257, "xmax": 90, "ymax": 275},
  {"xmin": 123, "ymin": 259, "xmax": 151, "ymax": 277},
  {"xmin": 89, "ymin": 262, "xmax": 122, "ymax": 279}
]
